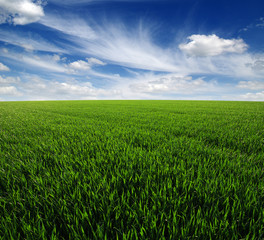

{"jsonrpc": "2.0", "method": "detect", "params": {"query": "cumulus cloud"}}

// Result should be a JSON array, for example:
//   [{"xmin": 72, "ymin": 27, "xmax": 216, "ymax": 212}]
[
  {"xmin": 0, "ymin": 0, "xmax": 45, "ymax": 25},
  {"xmin": 68, "ymin": 58, "xmax": 105, "ymax": 72},
  {"xmin": 54, "ymin": 82, "xmax": 99, "ymax": 96},
  {"xmin": 0, "ymin": 76, "xmax": 20, "ymax": 84},
  {"xmin": 13, "ymin": 74, "xmax": 122, "ymax": 100},
  {"xmin": 129, "ymin": 73, "xmax": 218, "ymax": 94},
  {"xmin": 240, "ymin": 91, "xmax": 264, "ymax": 101},
  {"xmin": 0, "ymin": 62, "xmax": 10, "ymax": 71},
  {"xmin": 52, "ymin": 54, "xmax": 61, "ymax": 62},
  {"xmin": 69, "ymin": 60, "xmax": 91, "ymax": 71},
  {"xmin": 179, "ymin": 34, "xmax": 248, "ymax": 57},
  {"xmin": 252, "ymin": 60, "xmax": 264, "ymax": 71},
  {"xmin": 0, "ymin": 86, "xmax": 22, "ymax": 96},
  {"xmin": 237, "ymin": 81, "xmax": 264, "ymax": 90},
  {"xmin": 246, "ymin": 59, "xmax": 264, "ymax": 72},
  {"xmin": 56, "ymin": 83, "xmax": 120, "ymax": 100}
]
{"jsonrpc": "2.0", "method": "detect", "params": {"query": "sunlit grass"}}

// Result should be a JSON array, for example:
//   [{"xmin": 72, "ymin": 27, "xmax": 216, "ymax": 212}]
[{"xmin": 0, "ymin": 100, "xmax": 263, "ymax": 239}]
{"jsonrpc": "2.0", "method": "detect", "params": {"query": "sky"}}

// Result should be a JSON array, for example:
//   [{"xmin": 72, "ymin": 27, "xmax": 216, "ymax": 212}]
[{"xmin": 0, "ymin": 0, "xmax": 264, "ymax": 101}]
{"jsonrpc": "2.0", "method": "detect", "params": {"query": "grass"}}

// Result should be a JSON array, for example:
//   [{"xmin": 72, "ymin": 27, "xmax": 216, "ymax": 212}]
[{"xmin": 0, "ymin": 100, "xmax": 263, "ymax": 239}]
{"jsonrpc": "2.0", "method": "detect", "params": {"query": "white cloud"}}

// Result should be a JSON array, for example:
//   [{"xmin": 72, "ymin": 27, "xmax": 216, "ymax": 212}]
[
  {"xmin": 240, "ymin": 91, "xmax": 264, "ymax": 101},
  {"xmin": 0, "ymin": 76, "xmax": 20, "ymax": 84},
  {"xmin": 179, "ymin": 34, "xmax": 248, "ymax": 57},
  {"xmin": 80, "ymin": 23, "xmax": 179, "ymax": 72},
  {"xmin": 206, "ymin": 53, "xmax": 264, "ymax": 79},
  {"xmin": 0, "ymin": 70, "xmax": 245, "ymax": 101},
  {"xmin": 248, "ymin": 59, "xmax": 264, "ymax": 72},
  {"xmin": 1, "ymin": 12, "xmax": 263, "ymax": 101},
  {"xmin": 1, "ymin": 49, "xmax": 113, "ymax": 80},
  {"xmin": 69, "ymin": 60, "xmax": 91, "ymax": 71},
  {"xmin": 13, "ymin": 74, "xmax": 122, "ymax": 100},
  {"xmin": 52, "ymin": 54, "xmax": 61, "ymax": 62},
  {"xmin": 0, "ymin": 86, "xmax": 22, "ymax": 96},
  {"xmin": 2, "ymin": 48, "xmax": 8, "ymax": 53},
  {"xmin": 237, "ymin": 81, "xmax": 264, "ymax": 90},
  {"xmin": 0, "ymin": 62, "xmax": 10, "ymax": 71},
  {"xmin": 53, "ymin": 82, "xmax": 121, "ymax": 99},
  {"xmin": 39, "ymin": 15, "xmax": 255, "ymax": 77},
  {"xmin": 2, "ymin": 11, "xmax": 262, "ymax": 91},
  {"xmin": 40, "ymin": 15, "xmax": 180, "ymax": 72},
  {"xmin": 21, "ymin": 44, "xmax": 34, "ymax": 52},
  {"xmin": 54, "ymin": 82, "xmax": 97, "ymax": 96},
  {"xmin": 256, "ymin": 17, "xmax": 264, "ymax": 28},
  {"xmin": 40, "ymin": 14, "xmax": 96, "ymax": 40},
  {"xmin": 1, "ymin": 51, "xmax": 67, "ymax": 73},
  {"xmin": 0, "ymin": 0, "xmax": 45, "ymax": 25},
  {"xmin": 87, "ymin": 57, "xmax": 105, "ymax": 66},
  {"xmin": 129, "ymin": 73, "xmax": 218, "ymax": 94},
  {"xmin": 22, "ymin": 55, "xmax": 66, "ymax": 72},
  {"xmin": 241, "ymin": 17, "xmax": 264, "ymax": 32},
  {"xmin": 0, "ymin": 29, "xmax": 65, "ymax": 53},
  {"xmin": 68, "ymin": 58, "xmax": 105, "ymax": 73}
]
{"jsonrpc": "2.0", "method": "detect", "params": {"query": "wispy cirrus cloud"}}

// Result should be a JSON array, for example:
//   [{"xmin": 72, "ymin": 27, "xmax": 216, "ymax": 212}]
[
  {"xmin": 1, "ymin": 48, "xmax": 111, "ymax": 80},
  {"xmin": 40, "ymin": 14, "xmax": 179, "ymax": 72},
  {"xmin": 40, "ymin": 14, "xmax": 97, "ymax": 40},
  {"xmin": 0, "ymin": 47, "xmax": 120, "ymax": 93},
  {"xmin": 1, "ymin": 50, "xmax": 67, "ymax": 73},
  {"xmin": 240, "ymin": 17, "xmax": 264, "ymax": 32},
  {"xmin": 38, "ymin": 13, "xmax": 259, "ymax": 81},
  {"xmin": 20, "ymin": 55, "xmax": 67, "ymax": 73},
  {"xmin": 0, "ymin": 29, "xmax": 66, "ymax": 53}
]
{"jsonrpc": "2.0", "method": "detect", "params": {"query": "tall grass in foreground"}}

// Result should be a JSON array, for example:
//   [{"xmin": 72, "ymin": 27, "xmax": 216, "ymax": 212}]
[{"xmin": 0, "ymin": 100, "xmax": 263, "ymax": 239}]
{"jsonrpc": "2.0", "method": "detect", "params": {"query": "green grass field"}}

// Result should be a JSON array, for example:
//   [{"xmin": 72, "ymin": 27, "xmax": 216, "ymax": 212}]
[{"xmin": 0, "ymin": 100, "xmax": 263, "ymax": 239}]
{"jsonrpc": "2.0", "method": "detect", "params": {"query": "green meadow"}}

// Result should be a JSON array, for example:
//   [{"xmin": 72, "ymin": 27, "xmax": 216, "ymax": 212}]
[{"xmin": 0, "ymin": 100, "xmax": 263, "ymax": 239}]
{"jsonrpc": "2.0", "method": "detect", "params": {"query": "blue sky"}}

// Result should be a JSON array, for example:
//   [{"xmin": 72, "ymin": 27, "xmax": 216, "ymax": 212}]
[{"xmin": 0, "ymin": 0, "xmax": 264, "ymax": 101}]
